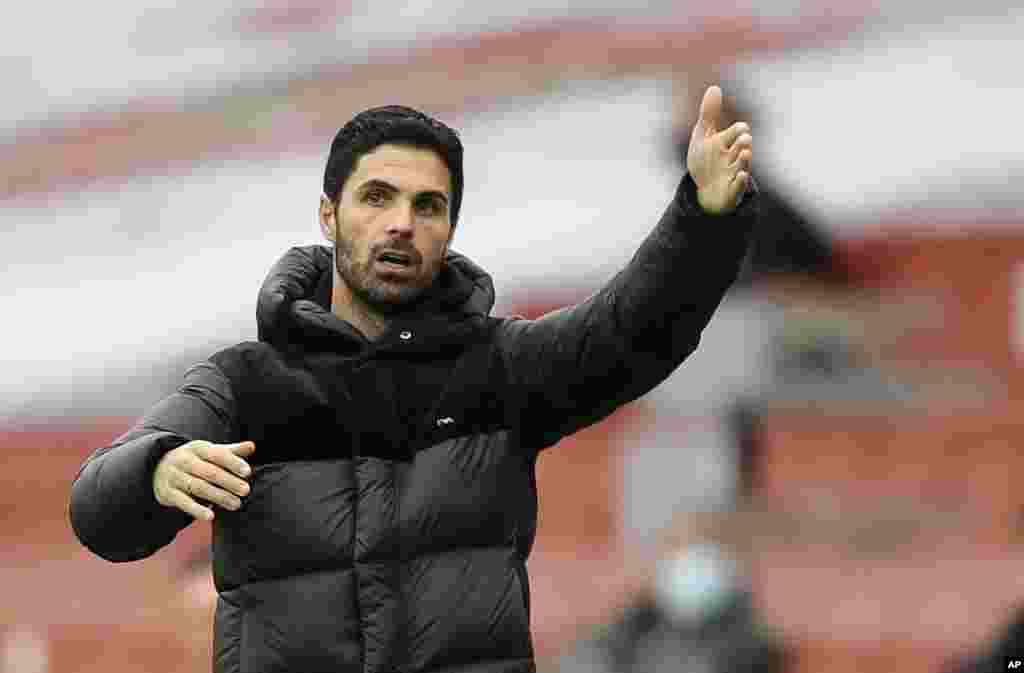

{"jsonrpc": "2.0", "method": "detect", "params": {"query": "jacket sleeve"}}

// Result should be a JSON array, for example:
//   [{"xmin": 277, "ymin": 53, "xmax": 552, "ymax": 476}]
[
  {"xmin": 68, "ymin": 360, "xmax": 239, "ymax": 562},
  {"xmin": 497, "ymin": 172, "xmax": 757, "ymax": 449}
]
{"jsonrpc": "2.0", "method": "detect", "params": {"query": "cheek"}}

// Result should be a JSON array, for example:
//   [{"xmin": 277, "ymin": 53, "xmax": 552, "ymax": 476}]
[
  {"xmin": 426, "ymin": 240, "xmax": 448, "ymax": 265},
  {"xmin": 336, "ymin": 222, "xmax": 372, "ymax": 260},
  {"xmin": 428, "ymin": 228, "xmax": 451, "ymax": 256}
]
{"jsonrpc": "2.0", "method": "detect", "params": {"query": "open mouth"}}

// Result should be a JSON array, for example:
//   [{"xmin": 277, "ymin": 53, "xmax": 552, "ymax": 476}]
[{"xmin": 376, "ymin": 250, "xmax": 415, "ymax": 271}]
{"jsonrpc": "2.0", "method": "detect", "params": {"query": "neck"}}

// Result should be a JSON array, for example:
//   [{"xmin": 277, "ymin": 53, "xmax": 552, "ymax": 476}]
[{"xmin": 330, "ymin": 265, "xmax": 391, "ymax": 341}]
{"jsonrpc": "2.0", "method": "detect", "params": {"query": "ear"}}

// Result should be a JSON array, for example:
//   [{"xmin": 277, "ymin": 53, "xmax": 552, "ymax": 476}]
[{"xmin": 319, "ymin": 194, "xmax": 336, "ymax": 243}]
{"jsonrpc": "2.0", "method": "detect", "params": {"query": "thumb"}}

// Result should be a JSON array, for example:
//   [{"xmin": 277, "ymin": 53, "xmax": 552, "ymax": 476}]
[
  {"xmin": 697, "ymin": 85, "xmax": 723, "ymax": 136},
  {"xmin": 229, "ymin": 441, "xmax": 256, "ymax": 456}
]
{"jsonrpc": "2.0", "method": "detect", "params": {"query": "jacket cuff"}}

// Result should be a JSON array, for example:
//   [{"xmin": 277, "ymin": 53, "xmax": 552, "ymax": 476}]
[
  {"xmin": 70, "ymin": 432, "xmax": 193, "ymax": 561},
  {"xmin": 673, "ymin": 171, "xmax": 758, "ymax": 244}
]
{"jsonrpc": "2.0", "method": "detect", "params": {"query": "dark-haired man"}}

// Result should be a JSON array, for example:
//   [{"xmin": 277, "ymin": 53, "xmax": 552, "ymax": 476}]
[{"xmin": 69, "ymin": 86, "xmax": 756, "ymax": 673}]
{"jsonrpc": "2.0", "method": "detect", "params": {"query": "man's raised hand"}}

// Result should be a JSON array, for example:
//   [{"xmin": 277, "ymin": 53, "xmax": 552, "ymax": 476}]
[
  {"xmin": 153, "ymin": 440, "xmax": 255, "ymax": 521},
  {"xmin": 686, "ymin": 85, "xmax": 753, "ymax": 215}
]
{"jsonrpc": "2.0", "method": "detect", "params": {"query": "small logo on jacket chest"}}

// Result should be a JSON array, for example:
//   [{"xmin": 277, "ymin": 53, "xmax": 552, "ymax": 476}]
[{"xmin": 435, "ymin": 416, "xmax": 456, "ymax": 427}]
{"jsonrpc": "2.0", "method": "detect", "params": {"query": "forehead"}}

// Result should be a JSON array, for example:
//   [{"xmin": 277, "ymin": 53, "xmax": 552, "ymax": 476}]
[{"xmin": 348, "ymin": 143, "xmax": 451, "ymax": 195}]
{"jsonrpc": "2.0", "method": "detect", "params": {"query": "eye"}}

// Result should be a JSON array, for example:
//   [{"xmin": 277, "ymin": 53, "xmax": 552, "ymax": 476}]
[
  {"xmin": 364, "ymin": 188, "xmax": 389, "ymax": 206},
  {"xmin": 414, "ymin": 197, "xmax": 446, "ymax": 217}
]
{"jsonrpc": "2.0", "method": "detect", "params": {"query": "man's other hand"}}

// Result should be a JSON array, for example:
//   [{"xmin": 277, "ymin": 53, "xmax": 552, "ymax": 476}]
[
  {"xmin": 686, "ymin": 85, "xmax": 753, "ymax": 215},
  {"xmin": 153, "ymin": 440, "xmax": 255, "ymax": 521}
]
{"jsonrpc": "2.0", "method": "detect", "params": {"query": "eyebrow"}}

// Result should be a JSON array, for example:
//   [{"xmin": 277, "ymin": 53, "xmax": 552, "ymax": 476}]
[{"xmin": 358, "ymin": 179, "xmax": 448, "ymax": 204}]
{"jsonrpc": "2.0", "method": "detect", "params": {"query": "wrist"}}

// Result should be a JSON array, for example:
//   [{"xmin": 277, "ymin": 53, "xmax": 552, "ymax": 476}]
[{"xmin": 696, "ymin": 186, "xmax": 734, "ymax": 216}]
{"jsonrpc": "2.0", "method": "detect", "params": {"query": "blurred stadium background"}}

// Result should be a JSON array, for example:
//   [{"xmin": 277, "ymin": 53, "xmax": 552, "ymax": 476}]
[{"xmin": 3, "ymin": 1, "xmax": 1024, "ymax": 672}]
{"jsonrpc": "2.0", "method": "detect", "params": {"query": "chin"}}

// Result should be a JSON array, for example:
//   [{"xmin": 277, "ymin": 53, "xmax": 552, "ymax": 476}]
[{"xmin": 361, "ymin": 283, "xmax": 428, "ymax": 313}]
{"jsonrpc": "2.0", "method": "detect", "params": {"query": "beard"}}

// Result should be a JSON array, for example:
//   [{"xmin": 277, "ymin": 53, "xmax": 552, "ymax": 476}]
[{"xmin": 334, "ymin": 234, "xmax": 440, "ymax": 315}]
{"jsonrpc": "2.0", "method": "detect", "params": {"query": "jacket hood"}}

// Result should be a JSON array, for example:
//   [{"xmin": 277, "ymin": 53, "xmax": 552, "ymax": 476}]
[{"xmin": 256, "ymin": 244, "xmax": 495, "ymax": 352}]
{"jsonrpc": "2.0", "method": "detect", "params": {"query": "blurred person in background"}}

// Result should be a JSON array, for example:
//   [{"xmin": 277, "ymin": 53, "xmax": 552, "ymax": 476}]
[
  {"xmin": 68, "ymin": 90, "xmax": 757, "ymax": 673},
  {"xmin": 553, "ymin": 402, "xmax": 788, "ymax": 673},
  {"xmin": 554, "ymin": 508, "xmax": 787, "ymax": 673}
]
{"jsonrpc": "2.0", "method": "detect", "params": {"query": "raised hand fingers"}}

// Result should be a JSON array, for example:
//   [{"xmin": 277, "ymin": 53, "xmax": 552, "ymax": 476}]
[
  {"xmin": 697, "ymin": 85, "xmax": 724, "ymax": 136},
  {"xmin": 719, "ymin": 121, "xmax": 751, "ymax": 151},
  {"xmin": 727, "ymin": 128, "xmax": 752, "ymax": 177},
  {"xmin": 728, "ymin": 132, "xmax": 752, "ymax": 159},
  {"xmin": 728, "ymin": 170, "xmax": 750, "ymax": 206},
  {"xmin": 731, "ymin": 147, "xmax": 752, "ymax": 175}
]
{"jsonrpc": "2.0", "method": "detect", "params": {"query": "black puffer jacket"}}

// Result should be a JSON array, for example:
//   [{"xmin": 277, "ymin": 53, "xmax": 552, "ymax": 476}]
[{"xmin": 69, "ymin": 173, "xmax": 756, "ymax": 673}]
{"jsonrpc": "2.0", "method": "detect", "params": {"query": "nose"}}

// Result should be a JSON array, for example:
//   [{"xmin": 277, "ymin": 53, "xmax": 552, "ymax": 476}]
[{"xmin": 384, "ymin": 203, "xmax": 415, "ymax": 238}]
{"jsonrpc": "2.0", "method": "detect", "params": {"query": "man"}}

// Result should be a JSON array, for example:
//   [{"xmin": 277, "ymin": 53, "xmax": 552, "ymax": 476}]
[{"xmin": 69, "ymin": 86, "xmax": 756, "ymax": 673}]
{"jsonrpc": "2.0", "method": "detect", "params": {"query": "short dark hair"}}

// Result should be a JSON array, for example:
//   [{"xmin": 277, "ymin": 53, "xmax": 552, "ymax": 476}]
[{"xmin": 323, "ymin": 105, "xmax": 464, "ymax": 228}]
